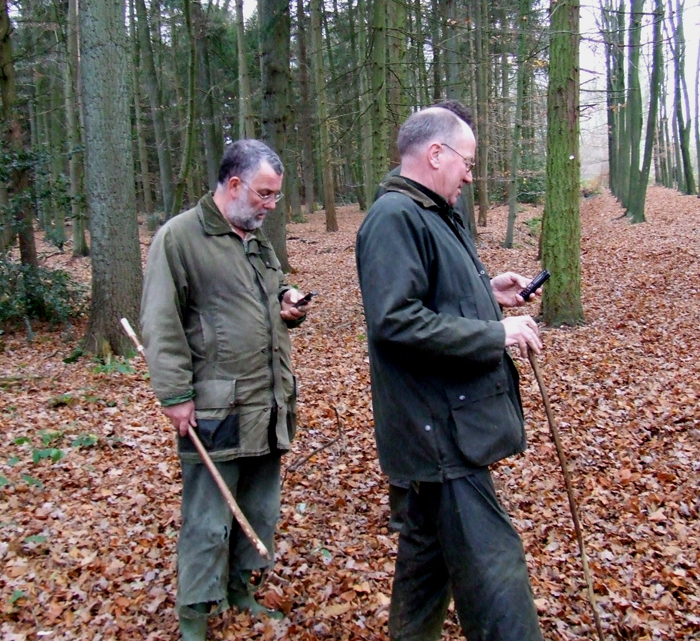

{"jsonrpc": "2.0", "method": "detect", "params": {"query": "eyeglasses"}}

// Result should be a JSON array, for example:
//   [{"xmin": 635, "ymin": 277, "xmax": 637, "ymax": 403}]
[
  {"xmin": 240, "ymin": 180, "xmax": 284, "ymax": 204},
  {"xmin": 441, "ymin": 143, "xmax": 476, "ymax": 173}
]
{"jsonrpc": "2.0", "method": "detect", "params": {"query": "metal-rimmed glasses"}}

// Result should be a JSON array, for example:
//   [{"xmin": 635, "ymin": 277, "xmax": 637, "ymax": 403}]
[
  {"xmin": 440, "ymin": 143, "xmax": 476, "ymax": 173},
  {"xmin": 240, "ymin": 180, "xmax": 284, "ymax": 204}
]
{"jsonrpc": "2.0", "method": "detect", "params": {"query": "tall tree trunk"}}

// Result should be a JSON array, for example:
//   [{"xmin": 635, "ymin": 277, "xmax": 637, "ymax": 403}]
[
  {"xmin": 193, "ymin": 0, "xmax": 220, "ymax": 192},
  {"xmin": 135, "ymin": 0, "xmax": 174, "ymax": 217},
  {"xmin": 295, "ymin": 0, "xmax": 316, "ymax": 214},
  {"xmin": 542, "ymin": 0, "xmax": 583, "ymax": 326},
  {"xmin": 670, "ymin": 0, "xmax": 696, "ymax": 194},
  {"xmin": 370, "ymin": 0, "xmax": 388, "ymax": 189},
  {"xmin": 626, "ymin": 0, "xmax": 662, "ymax": 222},
  {"xmin": 310, "ymin": 0, "xmax": 337, "ymax": 231},
  {"xmin": 129, "ymin": 0, "xmax": 155, "ymax": 231},
  {"xmin": 0, "ymin": 0, "xmax": 37, "ymax": 267},
  {"xmin": 236, "ymin": 0, "xmax": 255, "ymax": 138},
  {"xmin": 386, "ymin": 0, "xmax": 407, "ymax": 162},
  {"xmin": 624, "ymin": 0, "xmax": 644, "ymax": 212},
  {"xmin": 474, "ymin": 0, "xmax": 490, "ymax": 225},
  {"xmin": 430, "ymin": 0, "xmax": 442, "ymax": 100},
  {"xmin": 505, "ymin": 0, "xmax": 529, "ymax": 248},
  {"xmin": 80, "ymin": 0, "xmax": 142, "ymax": 356},
  {"xmin": 169, "ymin": 0, "xmax": 197, "ymax": 218},
  {"xmin": 66, "ymin": 0, "xmax": 89, "ymax": 256},
  {"xmin": 358, "ymin": 0, "xmax": 374, "ymax": 207},
  {"xmin": 260, "ymin": 0, "xmax": 291, "ymax": 270}
]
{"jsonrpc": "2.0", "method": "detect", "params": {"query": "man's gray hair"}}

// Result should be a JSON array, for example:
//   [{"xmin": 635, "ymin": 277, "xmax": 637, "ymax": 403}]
[
  {"xmin": 218, "ymin": 139, "xmax": 284, "ymax": 185},
  {"xmin": 397, "ymin": 108, "xmax": 464, "ymax": 157}
]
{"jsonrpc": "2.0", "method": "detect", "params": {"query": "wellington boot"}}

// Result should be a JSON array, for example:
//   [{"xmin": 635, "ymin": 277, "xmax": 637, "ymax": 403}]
[
  {"xmin": 228, "ymin": 590, "xmax": 284, "ymax": 620},
  {"xmin": 179, "ymin": 616, "xmax": 207, "ymax": 641}
]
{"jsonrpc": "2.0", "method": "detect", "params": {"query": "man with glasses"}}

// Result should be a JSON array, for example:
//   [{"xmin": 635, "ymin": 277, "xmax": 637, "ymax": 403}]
[
  {"xmin": 140, "ymin": 139, "xmax": 310, "ymax": 640},
  {"xmin": 356, "ymin": 108, "xmax": 544, "ymax": 640}
]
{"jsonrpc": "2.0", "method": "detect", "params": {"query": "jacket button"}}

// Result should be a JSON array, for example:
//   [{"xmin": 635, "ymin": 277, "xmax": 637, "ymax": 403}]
[
  {"xmin": 496, "ymin": 382, "xmax": 502, "ymax": 389},
  {"xmin": 459, "ymin": 394, "xmax": 465, "ymax": 401},
  {"xmin": 273, "ymin": 347, "xmax": 279, "ymax": 352},
  {"xmin": 424, "ymin": 425, "xmax": 431, "ymax": 431}
]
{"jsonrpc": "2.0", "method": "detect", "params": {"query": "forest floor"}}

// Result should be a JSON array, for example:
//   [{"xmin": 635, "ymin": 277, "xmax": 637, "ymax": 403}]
[{"xmin": 1, "ymin": 186, "xmax": 699, "ymax": 641}]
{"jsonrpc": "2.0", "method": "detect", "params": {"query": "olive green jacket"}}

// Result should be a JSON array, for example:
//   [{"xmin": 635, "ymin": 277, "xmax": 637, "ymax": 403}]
[{"xmin": 140, "ymin": 193, "xmax": 298, "ymax": 462}]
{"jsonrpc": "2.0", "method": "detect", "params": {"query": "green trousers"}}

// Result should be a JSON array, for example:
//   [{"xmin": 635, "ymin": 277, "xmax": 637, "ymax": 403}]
[{"xmin": 176, "ymin": 452, "xmax": 281, "ymax": 620}]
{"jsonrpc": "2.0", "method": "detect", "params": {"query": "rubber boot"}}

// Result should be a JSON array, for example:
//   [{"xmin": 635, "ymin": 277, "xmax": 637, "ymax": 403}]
[
  {"xmin": 228, "ymin": 570, "xmax": 284, "ymax": 619},
  {"xmin": 179, "ymin": 603, "xmax": 208, "ymax": 641}
]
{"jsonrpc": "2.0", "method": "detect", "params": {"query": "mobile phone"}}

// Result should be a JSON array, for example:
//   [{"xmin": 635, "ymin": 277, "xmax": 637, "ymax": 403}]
[
  {"xmin": 519, "ymin": 270, "xmax": 550, "ymax": 301},
  {"xmin": 293, "ymin": 291, "xmax": 317, "ymax": 307}
]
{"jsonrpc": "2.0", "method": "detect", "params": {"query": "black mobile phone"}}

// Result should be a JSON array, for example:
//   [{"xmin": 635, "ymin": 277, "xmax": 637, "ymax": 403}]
[
  {"xmin": 293, "ymin": 291, "xmax": 317, "ymax": 307},
  {"xmin": 519, "ymin": 270, "xmax": 550, "ymax": 301}
]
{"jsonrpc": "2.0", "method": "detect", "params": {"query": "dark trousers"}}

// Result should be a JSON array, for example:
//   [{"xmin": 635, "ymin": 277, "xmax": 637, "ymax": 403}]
[{"xmin": 388, "ymin": 469, "xmax": 543, "ymax": 641}]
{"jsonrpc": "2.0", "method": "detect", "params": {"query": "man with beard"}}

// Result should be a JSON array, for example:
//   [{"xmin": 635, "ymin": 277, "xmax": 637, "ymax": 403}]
[{"xmin": 140, "ymin": 139, "xmax": 310, "ymax": 640}]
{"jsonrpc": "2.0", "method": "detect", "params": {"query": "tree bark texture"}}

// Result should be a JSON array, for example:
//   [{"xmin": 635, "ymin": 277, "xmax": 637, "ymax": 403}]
[
  {"xmin": 542, "ymin": 0, "xmax": 584, "ymax": 326},
  {"xmin": 80, "ymin": 0, "xmax": 143, "ymax": 356}
]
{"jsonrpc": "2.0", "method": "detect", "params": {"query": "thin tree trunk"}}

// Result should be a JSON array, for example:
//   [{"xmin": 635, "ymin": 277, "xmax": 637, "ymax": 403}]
[
  {"xmin": 170, "ymin": 0, "xmax": 197, "ymax": 218},
  {"xmin": 236, "ymin": 0, "xmax": 255, "ymax": 138},
  {"xmin": 0, "ymin": 0, "xmax": 37, "ymax": 266},
  {"xmin": 358, "ymin": 0, "xmax": 374, "ymax": 207},
  {"xmin": 474, "ymin": 0, "xmax": 490, "ymax": 225},
  {"xmin": 310, "ymin": 0, "xmax": 337, "ymax": 231},
  {"xmin": 135, "ymin": 0, "xmax": 174, "ymax": 217},
  {"xmin": 624, "ymin": 0, "xmax": 644, "ymax": 212},
  {"xmin": 295, "ymin": 0, "xmax": 316, "ymax": 214},
  {"xmin": 370, "ymin": 0, "xmax": 388, "ymax": 189},
  {"xmin": 66, "ymin": 0, "xmax": 89, "ymax": 256}
]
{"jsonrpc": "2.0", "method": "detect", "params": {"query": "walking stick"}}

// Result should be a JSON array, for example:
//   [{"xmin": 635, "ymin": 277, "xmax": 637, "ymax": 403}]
[
  {"xmin": 120, "ymin": 318, "xmax": 271, "ymax": 560},
  {"xmin": 527, "ymin": 350, "xmax": 605, "ymax": 641}
]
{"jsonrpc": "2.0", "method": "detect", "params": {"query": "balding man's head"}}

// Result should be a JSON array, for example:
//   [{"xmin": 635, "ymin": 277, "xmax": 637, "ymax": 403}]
[{"xmin": 397, "ymin": 108, "xmax": 465, "ymax": 159}]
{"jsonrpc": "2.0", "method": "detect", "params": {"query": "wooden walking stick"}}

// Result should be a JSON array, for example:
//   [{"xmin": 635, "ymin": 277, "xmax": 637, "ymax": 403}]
[
  {"xmin": 120, "ymin": 317, "xmax": 271, "ymax": 560},
  {"xmin": 527, "ymin": 349, "xmax": 605, "ymax": 641}
]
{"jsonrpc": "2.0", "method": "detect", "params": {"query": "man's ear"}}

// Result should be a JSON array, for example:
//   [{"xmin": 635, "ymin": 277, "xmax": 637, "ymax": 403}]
[
  {"xmin": 228, "ymin": 175, "xmax": 242, "ymax": 196},
  {"xmin": 427, "ymin": 143, "xmax": 442, "ymax": 170}
]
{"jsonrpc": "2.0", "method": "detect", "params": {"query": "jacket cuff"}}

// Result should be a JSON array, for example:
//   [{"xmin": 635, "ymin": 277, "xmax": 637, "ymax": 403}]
[{"xmin": 161, "ymin": 390, "xmax": 195, "ymax": 407}]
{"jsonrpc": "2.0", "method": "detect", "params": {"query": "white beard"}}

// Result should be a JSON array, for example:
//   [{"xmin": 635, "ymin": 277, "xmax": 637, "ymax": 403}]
[{"xmin": 224, "ymin": 198, "xmax": 265, "ymax": 231}]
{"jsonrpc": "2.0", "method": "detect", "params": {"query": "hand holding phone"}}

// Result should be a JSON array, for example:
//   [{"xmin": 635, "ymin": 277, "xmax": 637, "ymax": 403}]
[
  {"xmin": 519, "ymin": 270, "xmax": 550, "ymax": 301},
  {"xmin": 293, "ymin": 290, "xmax": 317, "ymax": 308}
]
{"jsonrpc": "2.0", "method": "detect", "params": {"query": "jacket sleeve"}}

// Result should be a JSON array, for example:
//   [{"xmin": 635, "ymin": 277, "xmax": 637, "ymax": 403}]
[
  {"xmin": 139, "ymin": 225, "xmax": 195, "ymax": 404},
  {"xmin": 356, "ymin": 200, "xmax": 505, "ymax": 368}
]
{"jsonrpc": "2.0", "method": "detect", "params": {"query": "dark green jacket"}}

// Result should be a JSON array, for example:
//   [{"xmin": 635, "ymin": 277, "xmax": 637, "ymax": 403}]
[
  {"xmin": 140, "ymin": 193, "xmax": 297, "ymax": 462},
  {"xmin": 356, "ymin": 176, "xmax": 525, "ymax": 483}
]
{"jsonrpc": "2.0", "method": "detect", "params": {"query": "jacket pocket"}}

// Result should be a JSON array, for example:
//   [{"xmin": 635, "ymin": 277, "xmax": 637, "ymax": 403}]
[
  {"xmin": 179, "ymin": 414, "xmax": 241, "ymax": 454},
  {"xmin": 449, "ymin": 368, "xmax": 525, "ymax": 467}
]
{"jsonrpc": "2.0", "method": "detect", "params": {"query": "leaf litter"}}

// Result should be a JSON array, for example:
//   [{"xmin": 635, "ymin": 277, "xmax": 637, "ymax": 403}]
[{"xmin": 1, "ymin": 185, "xmax": 699, "ymax": 640}]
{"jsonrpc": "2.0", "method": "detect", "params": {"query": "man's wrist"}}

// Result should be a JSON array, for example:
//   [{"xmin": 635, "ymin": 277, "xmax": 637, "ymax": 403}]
[{"xmin": 161, "ymin": 390, "xmax": 195, "ymax": 407}]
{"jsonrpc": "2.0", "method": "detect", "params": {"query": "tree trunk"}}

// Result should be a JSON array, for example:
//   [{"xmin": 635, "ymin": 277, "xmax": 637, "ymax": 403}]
[
  {"xmin": 66, "ymin": 0, "xmax": 89, "ymax": 256},
  {"xmin": 626, "ymin": 0, "xmax": 662, "ymax": 222},
  {"xmin": 624, "ymin": 0, "xmax": 644, "ymax": 212},
  {"xmin": 370, "ymin": 0, "xmax": 388, "ymax": 189},
  {"xmin": 80, "ymin": 0, "xmax": 143, "ymax": 356},
  {"xmin": 236, "ymin": 0, "xmax": 255, "ymax": 138},
  {"xmin": 193, "ymin": 0, "xmax": 220, "ymax": 192},
  {"xmin": 358, "ymin": 0, "xmax": 374, "ymax": 207},
  {"xmin": 260, "ymin": 0, "xmax": 292, "ymax": 270},
  {"xmin": 387, "ymin": 0, "xmax": 407, "ymax": 162},
  {"xmin": 135, "ymin": 0, "xmax": 174, "ymax": 217},
  {"xmin": 474, "ymin": 0, "xmax": 490, "ymax": 226},
  {"xmin": 0, "ymin": 0, "xmax": 37, "ymax": 267},
  {"xmin": 169, "ymin": 0, "xmax": 197, "ymax": 218},
  {"xmin": 541, "ymin": 0, "xmax": 584, "ymax": 326},
  {"xmin": 505, "ymin": 0, "xmax": 529, "ymax": 248},
  {"xmin": 310, "ymin": 0, "xmax": 337, "ymax": 231},
  {"xmin": 295, "ymin": 0, "xmax": 316, "ymax": 214}
]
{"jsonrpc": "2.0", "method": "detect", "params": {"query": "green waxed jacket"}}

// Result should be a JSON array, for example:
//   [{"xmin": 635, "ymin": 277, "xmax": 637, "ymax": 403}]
[
  {"xmin": 140, "ymin": 193, "xmax": 298, "ymax": 462},
  {"xmin": 356, "ymin": 176, "xmax": 525, "ymax": 483}
]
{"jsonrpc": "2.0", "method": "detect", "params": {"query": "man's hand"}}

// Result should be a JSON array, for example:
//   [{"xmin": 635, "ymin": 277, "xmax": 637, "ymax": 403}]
[
  {"xmin": 501, "ymin": 315, "xmax": 542, "ymax": 356},
  {"xmin": 162, "ymin": 400, "xmax": 197, "ymax": 437},
  {"xmin": 491, "ymin": 272, "xmax": 541, "ymax": 308},
  {"xmin": 280, "ymin": 289, "xmax": 312, "ymax": 321}
]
